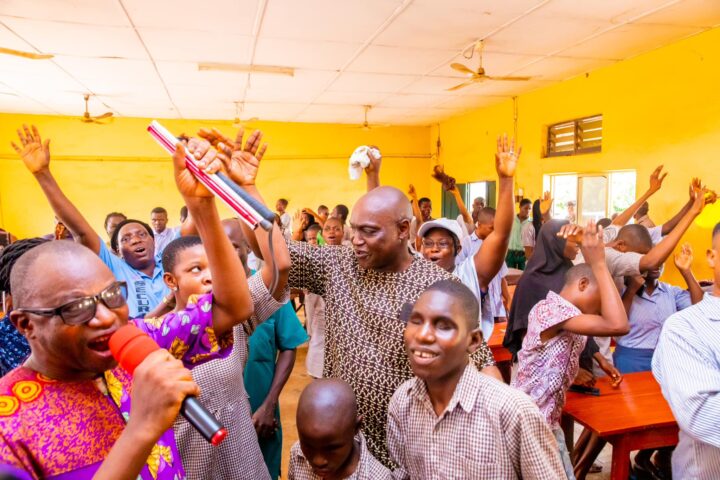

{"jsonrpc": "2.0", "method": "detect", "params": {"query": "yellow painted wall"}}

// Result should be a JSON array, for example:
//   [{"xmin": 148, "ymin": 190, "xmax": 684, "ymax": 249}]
[
  {"xmin": 0, "ymin": 115, "xmax": 431, "ymax": 238},
  {"xmin": 431, "ymin": 27, "xmax": 720, "ymax": 285}
]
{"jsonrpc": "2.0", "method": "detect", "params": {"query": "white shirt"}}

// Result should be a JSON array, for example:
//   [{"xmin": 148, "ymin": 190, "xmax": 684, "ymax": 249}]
[
  {"xmin": 153, "ymin": 226, "xmax": 180, "ymax": 256},
  {"xmin": 279, "ymin": 212, "xmax": 292, "ymax": 239},
  {"xmin": 304, "ymin": 292, "xmax": 326, "ymax": 378},
  {"xmin": 653, "ymin": 293, "xmax": 720, "ymax": 479},
  {"xmin": 454, "ymin": 256, "xmax": 494, "ymax": 341}
]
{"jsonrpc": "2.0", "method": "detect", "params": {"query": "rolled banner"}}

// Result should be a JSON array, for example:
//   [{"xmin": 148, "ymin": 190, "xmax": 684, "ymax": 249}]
[{"xmin": 147, "ymin": 121, "xmax": 273, "ymax": 231}]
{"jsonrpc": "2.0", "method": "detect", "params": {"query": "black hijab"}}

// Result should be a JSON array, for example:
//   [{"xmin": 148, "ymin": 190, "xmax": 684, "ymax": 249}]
[{"xmin": 504, "ymin": 219, "xmax": 574, "ymax": 354}]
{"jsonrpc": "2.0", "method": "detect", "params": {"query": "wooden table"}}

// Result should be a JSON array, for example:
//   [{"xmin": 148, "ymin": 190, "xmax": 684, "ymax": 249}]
[
  {"xmin": 562, "ymin": 371, "xmax": 678, "ymax": 480},
  {"xmin": 487, "ymin": 321, "xmax": 512, "ymax": 383}
]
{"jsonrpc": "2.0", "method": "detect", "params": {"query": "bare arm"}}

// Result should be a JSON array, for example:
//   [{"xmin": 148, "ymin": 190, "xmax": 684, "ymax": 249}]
[
  {"xmin": 252, "ymin": 349, "xmax": 297, "ymax": 439},
  {"xmin": 622, "ymin": 276, "xmax": 644, "ymax": 315},
  {"xmin": 612, "ymin": 165, "xmax": 666, "ymax": 227},
  {"xmin": 475, "ymin": 135, "xmax": 518, "ymax": 289},
  {"xmin": 544, "ymin": 223, "xmax": 629, "ymax": 340},
  {"xmin": 174, "ymin": 143, "xmax": 253, "ymax": 337},
  {"xmin": 12, "ymin": 126, "xmax": 100, "ymax": 253},
  {"xmin": 524, "ymin": 246, "xmax": 534, "ymax": 260},
  {"xmin": 674, "ymin": 243, "xmax": 704, "ymax": 304},
  {"xmin": 365, "ymin": 147, "xmax": 381, "ymax": 192},
  {"xmin": 451, "ymin": 187, "xmax": 474, "ymax": 226},
  {"xmin": 638, "ymin": 188, "xmax": 706, "ymax": 272}
]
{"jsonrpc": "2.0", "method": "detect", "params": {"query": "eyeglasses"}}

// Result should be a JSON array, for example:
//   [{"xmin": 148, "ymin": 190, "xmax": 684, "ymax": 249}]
[
  {"xmin": 421, "ymin": 239, "xmax": 453, "ymax": 250},
  {"xmin": 17, "ymin": 282, "xmax": 128, "ymax": 326}
]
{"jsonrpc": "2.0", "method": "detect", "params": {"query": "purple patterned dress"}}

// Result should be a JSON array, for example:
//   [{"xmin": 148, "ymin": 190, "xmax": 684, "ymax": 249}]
[{"xmin": 0, "ymin": 293, "xmax": 231, "ymax": 480}]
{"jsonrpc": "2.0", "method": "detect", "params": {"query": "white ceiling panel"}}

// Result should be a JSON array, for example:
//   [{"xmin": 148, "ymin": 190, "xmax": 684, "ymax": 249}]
[
  {"xmin": 0, "ymin": 0, "xmax": 130, "ymax": 27},
  {"xmin": 254, "ymin": 38, "xmax": 360, "ymax": 70},
  {"xmin": 488, "ymin": 16, "xmax": 613, "ymax": 56},
  {"xmin": 348, "ymin": 45, "xmax": 457, "ymax": 75},
  {"xmin": 1, "ymin": 17, "xmax": 146, "ymax": 58},
  {"xmin": 560, "ymin": 23, "xmax": 701, "ymax": 60},
  {"xmin": 156, "ymin": 62, "xmax": 249, "ymax": 88},
  {"xmin": 539, "ymin": 0, "xmax": 675, "ymax": 23},
  {"xmin": 511, "ymin": 56, "xmax": 616, "ymax": 81},
  {"xmin": 399, "ymin": 76, "xmax": 472, "ymax": 95},
  {"xmin": 260, "ymin": 0, "xmax": 404, "ymax": 43},
  {"xmin": 373, "ymin": 3, "xmax": 517, "ymax": 50},
  {"xmin": 242, "ymin": 102, "xmax": 308, "ymax": 120},
  {"xmin": 411, "ymin": 0, "xmax": 546, "ymax": 13},
  {"xmin": 1, "ymin": 69, "xmax": 86, "ymax": 97},
  {"xmin": 245, "ymin": 88, "xmax": 320, "ymax": 104},
  {"xmin": 431, "ymin": 51, "xmax": 544, "ymax": 78},
  {"xmin": 53, "ymin": 57, "xmax": 164, "ymax": 91},
  {"xmin": 433, "ymin": 95, "xmax": 507, "ymax": 111},
  {"xmin": 122, "ymin": 0, "xmax": 258, "ymax": 34},
  {"xmin": 247, "ymin": 69, "xmax": 337, "ymax": 90},
  {"xmin": 295, "ymin": 103, "xmax": 371, "ymax": 124},
  {"xmin": 314, "ymin": 91, "xmax": 390, "ymax": 106},
  {"xmin": 0, "ymin": 91, "xmax": 56, "ymax": 114},
  {"xmin": 139, "ymin": 29, "xmax": 252, "ymax": 63},
  {"xmin": 168, "ymin": 84, "xmax": 242, "ymax": 104},
  {"xmin": 328, "ymin": 72, "xmax": 417, "ymax": 93},
  {"xmin": 377, "ymin": 93, "xmax": 451, "ymax": 109},
  {"xmin": 635, "ymin": 0, "xmax": 720, "ymax": 27}
]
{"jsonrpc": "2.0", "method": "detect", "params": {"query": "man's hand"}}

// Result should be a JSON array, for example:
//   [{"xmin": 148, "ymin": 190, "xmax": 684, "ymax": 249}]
[
  {"xmin": 648, "ymin": 165, "xmax": 667, "ymax": 194},
  {"xmin": 674, "ymin": 243, "xmax": 694, "ymax": 272},
  {"xmin": 12, "ymin": 125, "xmax": 51, "ymax": 174},
  {"xmin": 579, "ymin": 221, "xmax": 605, "ymax": 266},
  {"xmin": 364, "ymin": 145, "xmax": 382, "ymax": 177},
  {"xmin": 408, "ymin": 184, "xmax": 417, "ymax": 199},
  {"xmin": 198, "ymin": 127, "xmax": 267, "ymax": 186},
  {"xmin": 252, "ymin": 402, "xmax": 278, "ymax": 439},
  {"xmin": 539, "ymin": 191, "xmax": 553, "ymax": 215},
  {"xmin": 495, "ymin": 134, "xmax": 521, "ymax": 178},
  {"xmin": 127, "ymin": 350, "xmax": 200, "ymax": 440}
]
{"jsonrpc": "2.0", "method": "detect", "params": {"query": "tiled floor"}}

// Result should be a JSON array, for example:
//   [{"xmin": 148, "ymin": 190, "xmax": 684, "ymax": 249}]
[{"xmin": 278, "ymin": 345, "xmax": 615, "ymax": 479}]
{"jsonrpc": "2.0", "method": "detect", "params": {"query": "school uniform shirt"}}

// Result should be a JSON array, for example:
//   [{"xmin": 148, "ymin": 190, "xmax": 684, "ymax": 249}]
[
  {"xmin": 603, "ymin": 224, "xmax": 664, "ymax": 245},
  {"xmin": 618, "ymin": 281, "xmax": 691, "ymax": 349},
  {"xmin": 287, "ymin": 241, "xmax": 495, "ymax": 468},
  {"xmin": 280, "ymin": 213, "xmax": 292, "ymax": 240},
  {"xmin": 513, "ymin": 291, "xmax": 586, "ymax": 428},
  {"xmin": 388, "ymin": 364, "xmax": 565, "ymax": 480},
  {"xmin": 508, "ymin": 216, "xmax": 530, "ymax": 252},
  {"xmin": 652, "ymin": 293, "xmax": 720, "ymax": 480},
  {"xmin": 455, "ymin": 235, "xmax": 508, "ymax": 319},
  {"xmin": 98, "ymin": 238, "xmax": 168, "ymax": 318},
  {"xmin": 521, "ymin": 222, "xmax": 536, "ymax": 250},
  {"xmin": 304, "ymin": 292, "xmax": 326, "ymax": 378},
  {"xmin": 453, "ymin": 255, "xmax": 496, "ymax": 341},
  {"xmin": 288, "ymin": 433, "xmax": 392, "ymax": 480},
  {"xmin": 152, "ymin": 226, "xmax": 180, "ymax": 257},
  {"xmin": 174, "ymin": 273, "xmax": 288, "ymax": 480}
]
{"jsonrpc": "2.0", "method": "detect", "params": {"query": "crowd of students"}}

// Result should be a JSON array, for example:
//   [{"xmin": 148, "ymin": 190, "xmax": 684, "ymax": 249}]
[{"xmin": 0, "ymin": 123, "xmax": 718, "ymax": 480}]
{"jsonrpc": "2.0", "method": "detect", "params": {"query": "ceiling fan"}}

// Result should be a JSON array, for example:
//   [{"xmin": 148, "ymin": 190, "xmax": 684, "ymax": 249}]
[
  {"xmin": 355, "ymin": 105, "xmax": 389, "ymax": 131},
  {"xmin": 447, "ymin": 40, "xmax": 531, "ymax": 92},
  {"xmin": 0, "ymin": 46, "xmax": 53, "ymax": 60},
  {"xmin": 81, "ymin": 94, "xmax": 113, "ymax": 124},
  {"xmin": 232, "ymin": 102, "xmax": 259, "ymax": 127}
]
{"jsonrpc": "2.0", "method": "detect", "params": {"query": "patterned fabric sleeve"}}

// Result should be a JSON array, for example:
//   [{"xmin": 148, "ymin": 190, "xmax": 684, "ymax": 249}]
[
  {"xmin": 134, "ymin": 292, "xmax": 233, "ymax": 368},
  {"xmin": 244, "ymin": 271, "xmax": 289, "ymax": 337},
  {"xmin": 470, "ymin": 339, "xmax": 496, "ymax": 369},
  {"xmin": 501, "ymin": 395, "xmax": 567, "ymax": 479},
  {"xmin": 287, "ymin": 240, "xmax": 339, "ymax": 296}
]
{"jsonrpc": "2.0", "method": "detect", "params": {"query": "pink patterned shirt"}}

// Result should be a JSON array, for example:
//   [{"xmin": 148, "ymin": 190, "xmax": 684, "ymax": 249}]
[{"xmin": 512, "ymin": 291, "xmax": 586, "ymax": 428}]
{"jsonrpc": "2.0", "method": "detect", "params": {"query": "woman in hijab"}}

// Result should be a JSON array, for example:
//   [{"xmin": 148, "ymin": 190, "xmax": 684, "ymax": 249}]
[{"xmin": 503, "ymin": 219, "xmax": 580, "ymax": 354}]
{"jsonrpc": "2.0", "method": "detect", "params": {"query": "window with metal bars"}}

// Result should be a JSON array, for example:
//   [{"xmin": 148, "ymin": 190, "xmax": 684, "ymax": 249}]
[{"xmin": 546, "ymin": 115, "xmax": 602, "ymax": 157}]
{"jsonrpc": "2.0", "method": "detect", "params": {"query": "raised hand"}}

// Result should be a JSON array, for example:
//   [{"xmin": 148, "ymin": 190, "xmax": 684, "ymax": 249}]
[
  {"xmin": 705, "ymin": 189, "xmax": 718, "ymax": 205},
  {"xmin": 198, "ymin": 127, "xmax": 268, "ymax": 186},
  {"xmin": 690, "ymin": 186, "xmax": 709, "ymax": 215},
  {"xmin": 539, "ymin": 191, "xmax": 553, "ymax": 214},
  {"xmin": 689, "ymin": 177, "xmax": 702, "ymax": 198},
  {"xmin": 364, "ymin": 145, "xmax": 382, "ymax": 176},
  {"xmin": 648, "ymin": 165, "xmax": 667, "ymax": 194},
  {"xmin": 557, "ymin": 223, "xmax": 584, "ymax": 244},
  {"xmin": 11, "ymin": 124, "xmax": 51, "ymax": 174},
  {"xmin": 674, "ymin": 242, "xmax": 694, "ymax": 272},
  {"xmin": 172, "ymin": 143, "xmax": 217, "ymax": 199},
  {"xmin": 579, "ymin": 221, "xmax": 605, "ymax": 266},
  {"xmin": 408, "ymin": 184, "xmax": 417, "ymax": 199},
  {"xmin": 495, "ymin": 134, "xmax": 521, "ymax": 178}
]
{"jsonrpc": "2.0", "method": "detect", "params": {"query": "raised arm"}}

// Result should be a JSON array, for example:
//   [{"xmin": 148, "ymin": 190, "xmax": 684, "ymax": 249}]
[
  {"xmin": 303, "ymin": 208, "xmax": 326, "ymax": 227},
  {"xmin": 198, "ymin": 127, "xmax": 290, "ymax": 300},
  {"xmin": 365, "ymin": 146, "xmax": 381, "ymax": 192},
  {"xmin": 291, "ymin": 210, "xmax": 307, "ymax": 241},
  {"xmin": 611, "ymin": 165, "xmax": 666, "ymax": 227},
  {"xmin": 638, "ymin": 185, "xmax": 707, "ymax": 272},
  {"xmin": 540, "ymin": 191, "xmax": 553, "ymax": 222},
  {"xmin": 12, "ymin": 125, "xmax": 101, "ymax": 253},
  {"xmin": 450, "ymin": 188, "xmax": 473, "ymax": 226},
  {"xmin": 545, "ymin": 223, "xmax": 629, "ymax": 339},
  {"xmin": 172, "ymin": 142, "xmax": 253, "ymax": 337},
  {"xmin": 474, "ymin": 134, "xmax": 518, "ymax": 288},
  {"xmin": 622, "ymin": 276, "xmax": 644, "ymax": 315},
  {"xmin": 674, "ymin": 243, "xmax": 704, "ymax": 304}
]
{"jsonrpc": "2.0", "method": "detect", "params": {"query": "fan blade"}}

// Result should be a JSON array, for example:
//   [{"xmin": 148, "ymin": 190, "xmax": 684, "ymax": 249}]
[
  {"xmin": 0, "ymin": 47, "xmax": 53, "ymax": 60},
  {"xmin": 486, "ymin": 75, "xmax": 532, "ymax": 81},
  {"xmin": 446, "ymin": 78, "xmax": 482, "ymax": 91},
  {"xmin": 92, "ymin": 112, "xmax": 113, "ymax": 119},
  {"xmin": 450, "ymin": 63, "xmax": 478, "ymax": 76}
]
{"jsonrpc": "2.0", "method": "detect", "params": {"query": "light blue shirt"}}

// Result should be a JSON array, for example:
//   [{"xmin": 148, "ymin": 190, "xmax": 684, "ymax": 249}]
[
  {"xmin": 619, "ymin": 281, "xmax": 691, "ymax": 349},
  {"xmin": 153, "ymin": 226, "xmax": 181, "ymax": 257},
  {"xmin": 98, "ymin": 238, "xmax": 169, "ymax": 318},
  {"xmin": 652, "ymin": 293, "xmax": 720, "ymax": 479}
]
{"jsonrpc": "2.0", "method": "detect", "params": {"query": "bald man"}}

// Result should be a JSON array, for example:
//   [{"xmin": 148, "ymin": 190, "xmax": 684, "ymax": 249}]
[{"xmin": 289, "ymin": 379, "xmax": 391, "ymax": 479}]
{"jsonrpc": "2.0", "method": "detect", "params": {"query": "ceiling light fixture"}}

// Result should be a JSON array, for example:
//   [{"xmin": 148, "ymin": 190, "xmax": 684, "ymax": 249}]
[{"xmin": 198, "ymin": 62, "xmax": 294, "ymax": 77}]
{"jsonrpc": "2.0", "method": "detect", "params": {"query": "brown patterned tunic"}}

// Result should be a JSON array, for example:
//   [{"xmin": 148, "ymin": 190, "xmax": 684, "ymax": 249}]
[{"xmin": 288, "ymin": 241, "xmax": 495, "ymax": 468}]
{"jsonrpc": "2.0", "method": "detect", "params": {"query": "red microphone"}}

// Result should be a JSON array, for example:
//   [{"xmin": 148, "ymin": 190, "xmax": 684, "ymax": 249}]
[{"xmin": 109, "ymin": 324, "xmax": 228, "ymax": 446}]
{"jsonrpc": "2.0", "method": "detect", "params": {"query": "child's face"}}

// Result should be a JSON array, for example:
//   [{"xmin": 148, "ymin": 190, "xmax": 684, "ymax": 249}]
[
  {"xmin": 420, "ymin": 229, "xmax": 456, "ymax": 272},
  {"xmin": 475, "ymin": 221, "xmax": 493, "ymax": 240},
  {"xmin": 322, "ymin": 218, "xmax": 344, "ymax": 246},
  {"xmin": 164, "ymin": 245, "xmax": 212, "ymax": 303},
  {"xmin": 305, "ymin": 230, "xmax": 319, "ymax": 246},
  {"xmin": 298, "ymin": 418, "xmax": 357, "ymax": 478},
  {"xmin": 572, "ymin": 278, "xmax": 601, "ymax": 314},
  {"xmin": 404, "ymin": 290, "xmax": 480, "ymax": 383}
]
